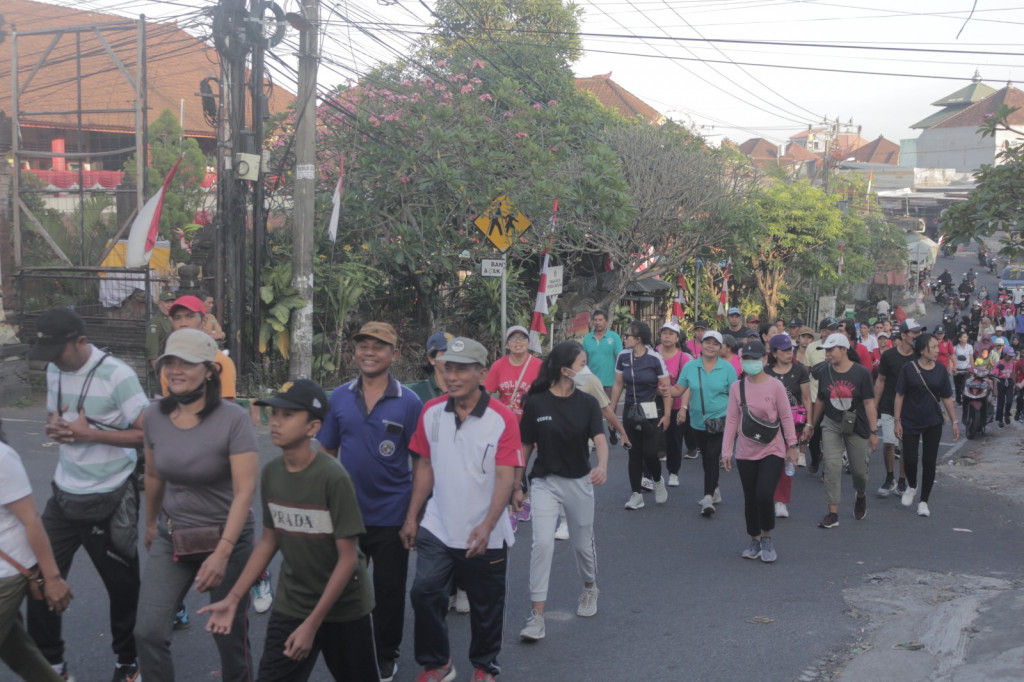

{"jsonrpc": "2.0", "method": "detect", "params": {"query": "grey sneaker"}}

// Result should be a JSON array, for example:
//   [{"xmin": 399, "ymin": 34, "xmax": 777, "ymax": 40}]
[
  {"xmin": 741, "ymin": 538, "xmax": 762, "ymax": 559},
  {"xmin": 876, "ymin": 474, "xmax": 896, "ymax": 498},
  {"xmin": 901, "ymin": 486, "xmax": 917, "ymax": 507},
  {"xmin": 712, "ymin": 487, "xmax": 722, "ymax": 504},
  {"xmin": 654, "ymin": 477, "xmax": 668, "ymax": 504},
  {"xmin": 624, "ymin": 492, "xmax": 645, "ymax": 510},
  {"xmin": 700, "ymin": 495, "xmax": 715, "ymax": 517},
  {"xmin": 759, "ymin": 536, "xmax": 777, "ymax": 563},
  {"xmin": 455, "ymin": 588, "xmax": 470, "ymax": 614},
  {"xmin": 520, "ymin": 609, "xmax": 545, "ymax": 640},
  {"xmin": 577, "ymin": 586, "xmax": 599, "ymax": 617}
]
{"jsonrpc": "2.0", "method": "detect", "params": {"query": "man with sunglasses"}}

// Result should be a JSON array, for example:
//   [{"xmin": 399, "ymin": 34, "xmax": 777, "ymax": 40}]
[{"xmin": 27, "ymin": 307, "xmax": 149, "ymax": 682}]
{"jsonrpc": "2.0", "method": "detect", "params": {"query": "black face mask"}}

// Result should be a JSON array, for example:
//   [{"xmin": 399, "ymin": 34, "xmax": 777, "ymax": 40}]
[{"xmin": 168, "ymin": 384, "xmax": 206, "ymax": 405}]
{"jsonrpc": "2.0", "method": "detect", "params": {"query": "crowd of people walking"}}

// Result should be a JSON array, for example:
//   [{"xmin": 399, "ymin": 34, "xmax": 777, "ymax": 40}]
[{"xmin": 1, "ymin": 293, "xmax": 982, "ymax": 681}]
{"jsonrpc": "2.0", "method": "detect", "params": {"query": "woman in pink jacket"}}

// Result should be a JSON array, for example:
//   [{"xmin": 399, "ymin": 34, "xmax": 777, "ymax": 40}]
[{"xmin": 721, "ymin": 340, "xmax": 799, "ymax": 563}]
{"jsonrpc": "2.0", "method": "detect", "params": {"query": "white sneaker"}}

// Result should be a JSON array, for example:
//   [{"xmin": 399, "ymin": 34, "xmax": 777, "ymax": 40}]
[
  {"xmin": 624, "ymin": 492, "xmax": 645, "ymax": 510},
  {"xmin": 700, "ymin": 495, "xmax": 715, "ymax": 517},
  {"xmin": 712, "ymin": 487, "xmax": 722, "ymax": 504},
  {"xmin": 554, "ymin": 519, "xmax": 570, "ymax": 540},
  {"xmin": 577, "ymin": 586, "xmax": 599, "ymax": 617},
  {"xmin": 455, "ymin": 589, "xmax": 470, "ymax": 614},
  {"xmin": 774, "ymin": 501, "xmax": 789, "ymax": 518},
  {"xmin": 641, "ymin": 475, "xmax": 654, "ymax": 491},
  {"xmin": 917, "ymin": 501, "xmax": 930, "ymax": 517},
  {"xmin": 667, "ymin": 473, "xmax": 680, "ymax": 487},
  {"xmin": 797, "ymin": 453, "xmax": 806, "ymax": 467},
  {"xmin": 901, "ymin": 486, "xmax": 917, "ymax": 507},
  {"xmin": 519, "ymin": 609, "xmax": 545, "ymax": 640},
  {"xmin": 251, "ymin": 571, "xmax": 273, "ymax": 614},
  {"xmin": 654, "ymin": 477, "xmax": 668, "ymax": 504}
]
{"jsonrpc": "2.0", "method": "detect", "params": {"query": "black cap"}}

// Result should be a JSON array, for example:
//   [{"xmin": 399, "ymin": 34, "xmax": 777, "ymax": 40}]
[
  {"xmin": 744, "ymin": 327, "xmax": 760, "ymax": 339},
  {"xmin": 255, "ymin": 379, "xmax": 328, "ymax": 420},
  {"xmin": 28, "ymin": 308, "xmax": 86, "ymax": 363},
  {"xmin": 693, "ymin": 319, "xmax": 709, "ymax": 330},
  {"xmin": 740, "ymin": 339, "xmax": 766, "ymax": 358},
  {"xmin": 819, "ymin": 316, "xmax": 839, "ymax": 330},
  {"xmin": 788, "ymin": 317, "xmax": 803, "ymax": 327}
]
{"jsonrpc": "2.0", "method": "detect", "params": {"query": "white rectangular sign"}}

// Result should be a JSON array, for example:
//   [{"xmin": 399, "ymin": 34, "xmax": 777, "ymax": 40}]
[
  {"xmin": 546, "ymin": 265, "xmax": 564, "ymax": 295},
  {"xmin": 481, "ymin": 258, "xmax": 505, "ymax": 277}
]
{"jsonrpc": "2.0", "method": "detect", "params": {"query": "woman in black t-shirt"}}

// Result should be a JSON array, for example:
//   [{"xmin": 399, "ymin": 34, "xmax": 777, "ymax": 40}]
[
  {"xmin": 514, "ymin": 342, "xmax": 608, "ymax": 641},
  {"xmin": 894, "ymin": 334, "xmax": 959, "ymax": 517}
]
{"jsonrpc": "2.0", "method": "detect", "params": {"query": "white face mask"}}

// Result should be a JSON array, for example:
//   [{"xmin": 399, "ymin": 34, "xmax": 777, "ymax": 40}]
[{"xmin": 569, "ymin": 365, "xmax": 593, "ymax": 388}]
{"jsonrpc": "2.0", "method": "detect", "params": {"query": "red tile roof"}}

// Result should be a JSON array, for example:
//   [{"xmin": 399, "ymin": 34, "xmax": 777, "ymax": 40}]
[
  {"xmin": 574, "ymin": 73, "xmax": 663, "ymax": 124},
  {"xmin": 933, "ymin": 85, "xmax": 1024, "ymax": 129},
  {"xmin": 738, "ymin": 137, "xmax": 819, "ymax": 166},
  {"xmin": 847, "ymin": 136, "xmax": 900, "ymax": 164},
  {"xmin": 0, "ymin": 0, "xmax": 293, "ymax": 139}
]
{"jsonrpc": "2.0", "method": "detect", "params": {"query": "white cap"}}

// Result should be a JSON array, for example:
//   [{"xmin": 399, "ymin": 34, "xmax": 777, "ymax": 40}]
[
  {"xmin": 702, "ymin": 330, "xmax": 724, "ymax": 345},
  {"xmin": 661, "ymin": 321, "xmax": 681, "ymax": 334},
  {"xmin": 817, "ymin": 333, "xmax": 851, "ymax": 350}
]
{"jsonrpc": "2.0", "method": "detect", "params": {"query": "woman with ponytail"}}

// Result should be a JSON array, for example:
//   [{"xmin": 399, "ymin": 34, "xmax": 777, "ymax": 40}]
[{"xmin": 515, "ymin": 342, "xmax": 608, "ymax": 641}]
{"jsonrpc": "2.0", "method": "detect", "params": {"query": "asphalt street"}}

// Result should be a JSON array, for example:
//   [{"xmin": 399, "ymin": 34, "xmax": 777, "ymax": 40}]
[{"xmin": 5, "ymin": 248, "xmax": 1023, "ymax": 682}]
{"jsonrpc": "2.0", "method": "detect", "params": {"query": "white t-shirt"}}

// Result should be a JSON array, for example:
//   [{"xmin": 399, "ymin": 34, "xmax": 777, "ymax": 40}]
[
  {"xmin": 954, "ymin": 343, "xmax": 974, "ymax": 370},
  {"xmin": 46, "ymin": 345, "xmax": 151, "ymax": 494},
  {"xmin": 0, "ymin": 443, "xmax": 36, "ymax": 579}
]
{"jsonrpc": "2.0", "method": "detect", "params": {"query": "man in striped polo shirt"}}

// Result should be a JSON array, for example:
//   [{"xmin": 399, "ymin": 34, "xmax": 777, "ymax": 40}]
[{"xmin": 28, "ymin": 307, "xmax": 149, "ymax": 682}]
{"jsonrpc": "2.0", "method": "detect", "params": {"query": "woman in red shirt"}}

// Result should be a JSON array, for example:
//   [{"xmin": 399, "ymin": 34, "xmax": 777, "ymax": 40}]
[{"xmin": 934, "ymin": 325, "xmax": 955, "ymax": 373}]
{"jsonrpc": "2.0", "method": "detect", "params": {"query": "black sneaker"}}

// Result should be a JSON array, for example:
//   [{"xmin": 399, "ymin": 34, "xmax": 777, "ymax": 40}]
[
  {"xmin": 876, "ymin": 474, "xmax": 895, "ymax": 498},
  {"xmin": 111, "ymin": 662, "xmax": 140, "ymax": 682},
  {"xmin": 895, "ymin": 480, "xmax": 907, "ymax": 497},
  {"xmin": 818, "ymin": 512, "xmax": 839, "ymax": 529},
  {"xmin": 854, "ymin": 495, "xmax": 867, "ymax": 521},
  {"xmin": 379, "ymin": 659, "xmax": 397, "ymax": 682},
  {"xmin": 609, "ymin": 430, "xmax": 619, "ymax": 445}
]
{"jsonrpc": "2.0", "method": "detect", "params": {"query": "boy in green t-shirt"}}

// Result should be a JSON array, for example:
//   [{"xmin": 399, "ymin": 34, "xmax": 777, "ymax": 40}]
[{"xmin": 199, "ymin": 379, "xmax": 379, "ymax": 681}]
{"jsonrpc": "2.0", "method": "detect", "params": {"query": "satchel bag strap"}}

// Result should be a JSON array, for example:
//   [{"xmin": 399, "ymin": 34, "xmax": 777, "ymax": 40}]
[
  {"xmin": 0, "ymin": 547, "xmax": 34, "ymax": 578},
  {"xmin": 697, "ymin": 365, "xmax": 707, "ymax": 414},
  {"xmin": 507, "ymin": 358, "xmax": 532, "ymax": 412}
]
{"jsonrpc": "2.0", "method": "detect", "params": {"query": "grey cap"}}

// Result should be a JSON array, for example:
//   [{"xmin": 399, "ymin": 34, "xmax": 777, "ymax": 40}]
[{"xmin": 438, "ymin": 337, "xmax": 488, "ymax": 365}]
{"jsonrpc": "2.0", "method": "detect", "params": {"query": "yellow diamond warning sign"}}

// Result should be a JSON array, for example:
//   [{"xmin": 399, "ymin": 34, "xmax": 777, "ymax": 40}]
[{"xmin": 474, "ymin": 196, "xmax": 531, "ymax": 253}]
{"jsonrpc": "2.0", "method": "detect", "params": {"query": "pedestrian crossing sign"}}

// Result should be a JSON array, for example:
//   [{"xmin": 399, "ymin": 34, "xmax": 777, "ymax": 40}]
[{"xmin": 474, "ymin": 195, "xmax": 531, "ymax": 252}]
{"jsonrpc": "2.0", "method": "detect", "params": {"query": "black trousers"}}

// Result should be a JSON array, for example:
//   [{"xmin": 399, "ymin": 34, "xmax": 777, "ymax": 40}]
[
  {"xmin": 27, "ymin": 491, "xmax": 140, "ymax": 666},
  {"xmin": 625, "ymin": 415, "xmax": 663, "ymax": 492},
  {"xmin": 409, "ymin": 528, "xmax": 507, "ymax": 676},
  {"xmin": 256, "ymin": 611, "xmax": 379, "ymax": 681},
  {"xmin": 692, "ymin": 429, "xmax": 723, "ymax": 496},
  {"xmin": 359, "ymin": 526, "xmax": 409, "ymax": 664},
  {"xmin": 736, "ymin": 457, "xmax": 784, "ymax": 537},
  {"xmin": 902, "ymin": 424, "xmax": 942, "ymax": 502},
  {"xmin": 807, "ymin": 422, "xmax": 824, "ymax": 468},
  {"xmin": 664, "ymin": 409, "xmax": 684, "ymax": 475}
]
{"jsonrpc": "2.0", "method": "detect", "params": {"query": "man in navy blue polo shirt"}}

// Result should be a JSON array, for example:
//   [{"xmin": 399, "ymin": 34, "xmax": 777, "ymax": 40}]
[{"xmin": 318, "ymin": 321, "xmax": 423, "ymax": 682}]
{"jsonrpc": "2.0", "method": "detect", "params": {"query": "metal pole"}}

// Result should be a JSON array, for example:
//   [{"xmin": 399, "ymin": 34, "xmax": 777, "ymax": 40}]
[
  {"xmin": 289, "ymin": 0, "xmax": 318, "ymax": 379},
  {"xmin": 12, "ymin": 30, "xmax": 21, "ymax": 268},
  {"xmin": 500, "ymin": 251, "xmax": 507, "ymax": 344},
  {"xmin": 76, "ymin": 32, "xmax": 85, "ymax": 265},
  {"xmin": 251, "ymin": 2, "xmax": 267, "ymax": 373}
]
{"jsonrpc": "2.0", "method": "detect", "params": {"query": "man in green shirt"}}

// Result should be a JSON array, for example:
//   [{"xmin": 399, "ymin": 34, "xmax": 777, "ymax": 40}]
[
  {"xmin": 582, "ymin": 309, "xmax": 623, "ymax": 396},
  {"xmin": 199, "ymin": 379, "xmax": 378, "ymax": 681},
  {"xmin": 145, "ymin": 291, "xmax": 175, "ymax": 390}
]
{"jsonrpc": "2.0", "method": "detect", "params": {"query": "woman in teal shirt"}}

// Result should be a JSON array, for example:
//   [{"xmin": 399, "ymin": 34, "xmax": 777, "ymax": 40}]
[{"xmin": 673, "ymin": 330, "xmax": 738, "ymax": 516}]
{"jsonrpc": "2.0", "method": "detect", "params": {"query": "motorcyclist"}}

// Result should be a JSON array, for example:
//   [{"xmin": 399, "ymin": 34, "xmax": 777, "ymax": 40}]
[{"xmin": 938, "ymin": 268, "xmax": 953, "ymax": 286}]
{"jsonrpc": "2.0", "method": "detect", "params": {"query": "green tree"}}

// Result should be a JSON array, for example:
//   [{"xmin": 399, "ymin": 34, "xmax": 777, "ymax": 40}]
[
  {"xmin": 941, "ymin": 105, "xmax": 1024, "ymax": 258},
  {"xmin": 123, "ymin": 108, "xmax": 209, "ymax": 259}
]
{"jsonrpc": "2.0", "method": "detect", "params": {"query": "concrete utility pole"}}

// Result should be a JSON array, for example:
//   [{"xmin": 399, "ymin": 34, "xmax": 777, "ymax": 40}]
[{"xmin": 289, "ymin": 0, "xmax": 318, "ymax": 379}]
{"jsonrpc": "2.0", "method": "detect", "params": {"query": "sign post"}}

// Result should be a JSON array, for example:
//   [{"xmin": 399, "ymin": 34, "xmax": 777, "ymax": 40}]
[{"xmin": 473, "ymin": 196, "xmax": 532, "ymax": 343}]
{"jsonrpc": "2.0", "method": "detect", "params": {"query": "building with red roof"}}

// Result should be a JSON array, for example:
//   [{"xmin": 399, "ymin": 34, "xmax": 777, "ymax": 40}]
[{"xmin": 574, "ymin": 73, "xmax": 664, "ymax": 124}]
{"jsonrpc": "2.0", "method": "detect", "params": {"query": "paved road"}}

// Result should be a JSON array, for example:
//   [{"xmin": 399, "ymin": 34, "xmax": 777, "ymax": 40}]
[{"xmin": 6, "ymin": 252, "xmax": 1023, "ymax": 681}]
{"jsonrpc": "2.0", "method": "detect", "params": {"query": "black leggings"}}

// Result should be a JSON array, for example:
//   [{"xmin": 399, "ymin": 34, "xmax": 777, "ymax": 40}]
[
  {"xmin": 625, "ymin": 416, "xmax": 663, "ymax": 492},
  {"xmin": 665, "ymin": 409, "xmax": 683, "ymax": 474},
  {"xmin": 954, "ymin": 370, "xmax": 969, "ymax": 404},
  {"xmin": 901, "ymin": 424, "xmax": 942, "ymax": 502},
  {"xmin": 693, "ymin": 429, "xmax": 723, "ymax": 496},
  {"xmin": 736, "ymin": 456, "xmax": 785, "ymax": 537}
]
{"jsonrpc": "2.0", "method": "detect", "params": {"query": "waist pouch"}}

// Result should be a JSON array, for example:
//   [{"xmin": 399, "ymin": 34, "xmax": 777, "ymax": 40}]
[
  {"xmin": 167, "ymin": 518, "xmax": 223, "ymax": 563},
  {"xmin": 52, "ymin": 477, "xmax": 130, "ymax": 523}
]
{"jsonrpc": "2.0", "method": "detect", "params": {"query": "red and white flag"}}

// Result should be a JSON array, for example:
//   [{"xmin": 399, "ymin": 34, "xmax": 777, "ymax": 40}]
[
  {"xmin": 328, "ymin": 154, "xmax": 344, "ymax": 243},
  {"xmin": 125, "ymin": 156, "xmax": 182, "ymax": 268},
  {"xmin": 529, "ymin": 200, "xmax": 558, "ymax": 353},
  {"xmin": 717, "ymin": 258, "xmax": 732, "ymax": 318},
  {"xmin": 672, "ymin": 274, "xmax": 687, "ymax": 321}
]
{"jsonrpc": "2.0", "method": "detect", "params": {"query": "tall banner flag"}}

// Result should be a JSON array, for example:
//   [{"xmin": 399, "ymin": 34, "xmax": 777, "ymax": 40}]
[
  {"xmin": 717, "ymin": 258, "xmax": 732, "ymax": 318},
  {"xmin": 328, "ymin": 154, "xmax": 345, "ymax": 243},
  {"xmin": 673, "ymin": 274, "xmax": 687, "ymax": 322},
  {"xmin": 529, "ymin": 199, "xmax": 558, "ymax": 353},
  {"xmin": 125, "ymin": 156, "xmax": 182, "ymax": 267}
]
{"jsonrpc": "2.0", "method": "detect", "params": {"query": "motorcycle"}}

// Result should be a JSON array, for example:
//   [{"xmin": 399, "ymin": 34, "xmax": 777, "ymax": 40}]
[
  {"xmin": 987, "ymin": 255, "xmax": 998, "ymax": 275},
  {"xmin": 963, "ymin": 365, "xmax": 994, "ymax": 440}
]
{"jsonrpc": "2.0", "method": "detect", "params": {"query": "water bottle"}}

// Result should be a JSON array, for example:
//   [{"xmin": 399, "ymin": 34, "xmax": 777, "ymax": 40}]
[{"xmin": 785, "ymin": 460, "xmax": 796, "ymax": 477}]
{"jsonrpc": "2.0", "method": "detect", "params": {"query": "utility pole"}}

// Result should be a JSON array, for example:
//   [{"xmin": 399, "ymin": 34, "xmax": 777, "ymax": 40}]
[{"xmin": 289, "ymin": 0, "xmax": 318, "ymax": 379}]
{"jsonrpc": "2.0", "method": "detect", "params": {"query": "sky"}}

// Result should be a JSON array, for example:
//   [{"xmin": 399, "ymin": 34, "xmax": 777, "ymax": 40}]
[{"xmin": 30, "ymin": 0, "xmax": 1024, "ymax": 148}]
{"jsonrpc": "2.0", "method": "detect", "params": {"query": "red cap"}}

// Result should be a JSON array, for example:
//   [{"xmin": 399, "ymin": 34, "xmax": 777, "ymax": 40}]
[{"xmin": 170, "ymin": 295, "xmax": 205, "ymax": 314}]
